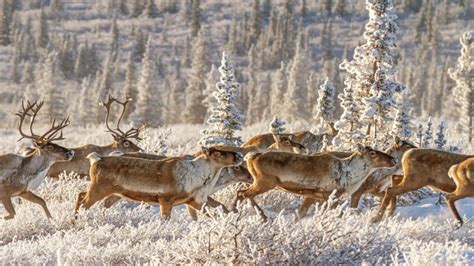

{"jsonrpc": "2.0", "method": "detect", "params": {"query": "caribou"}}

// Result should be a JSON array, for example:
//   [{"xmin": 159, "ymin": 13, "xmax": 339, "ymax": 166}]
[
  {"xmin": 446, "ymin": 157, "xmax": 474, "ymax": 225},
  {"xmin": 75, "ymin": 146, "xmax": 244, "ymax": 220},
  {"xmin": 234, "ymin": 144, "xmax": 396, "ymax": 220},
  {"xmin": 0, "ymin": 101, "xmax": 74, "ymax": 220},
  {"xmin": 47, "ymin": 96, "xmax": 144, "ymax": 179}
]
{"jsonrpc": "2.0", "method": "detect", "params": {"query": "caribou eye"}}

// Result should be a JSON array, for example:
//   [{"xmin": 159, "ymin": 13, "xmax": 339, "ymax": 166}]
[
  {"xmin": 233, "ymin": 166, "xmax": 240, "ymax": 171},
  {"xmin": 46, "ymin": 145, "xmax": 54, "ymax": 151},
  {"xmin": 123, "ymin": 141, "xmax": 130, "ymax": 147},
  {"xmin": 213, "ymin": 151, "xmax": 222, "ymax": 157},
  {"xmin": 369, "ymin": 151, "xmax": 376, "ymax": 157},
  {"xmin": 285, "ymin": 140, "xmax": 291, "ymax": 145}
]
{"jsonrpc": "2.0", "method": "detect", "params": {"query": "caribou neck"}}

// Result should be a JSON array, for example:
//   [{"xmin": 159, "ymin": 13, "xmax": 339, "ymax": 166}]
[{"xmin": 338, "ymin": 154, "xmax": 373, "ymax": 188}]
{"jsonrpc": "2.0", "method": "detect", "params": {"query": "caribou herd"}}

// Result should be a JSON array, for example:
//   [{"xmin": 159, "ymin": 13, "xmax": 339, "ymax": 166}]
[{"xmin": 1, "ymin": 97, "xmax": 473, "ymax": 226}]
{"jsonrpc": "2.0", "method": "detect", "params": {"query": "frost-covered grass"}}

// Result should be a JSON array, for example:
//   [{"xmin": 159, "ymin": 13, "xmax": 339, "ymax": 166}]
[{"xmin": 0, "ymin": 124, "xmax": 473, "ymax": 264}]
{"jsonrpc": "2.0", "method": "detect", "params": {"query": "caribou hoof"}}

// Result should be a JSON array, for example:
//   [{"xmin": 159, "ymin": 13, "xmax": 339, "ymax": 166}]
[{"xmin": 3, "ymin": 215, "xmax": 14, "ymax": 220}]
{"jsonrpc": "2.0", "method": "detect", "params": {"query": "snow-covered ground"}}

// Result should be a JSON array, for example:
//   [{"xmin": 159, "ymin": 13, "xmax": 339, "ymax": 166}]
[{"xmin": 0, "ymin": 125, "xmax": 473, "ymax": 264}]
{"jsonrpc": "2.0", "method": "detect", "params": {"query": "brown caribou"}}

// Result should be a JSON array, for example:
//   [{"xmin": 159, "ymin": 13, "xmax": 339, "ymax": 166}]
[
  {"xmin": 47, "ymin": 96, "xmax": 144, "ymax": 178},
  {"xmin": 0, "ymin": 101, "xmax": 74, "ymax": 220}
]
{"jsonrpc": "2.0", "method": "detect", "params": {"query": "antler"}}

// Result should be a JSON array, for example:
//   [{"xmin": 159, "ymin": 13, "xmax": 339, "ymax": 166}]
[
  {"xmin": 123, "ymin": 123, "xmax": 146, "ymax": 141},
  {"xmin": 16, "ymin": 100, "xmax": 42, "ymax": 141},
  {"xmin": 101, "ymin": 95, "xmax": 144, "ymax": 141},
  {"xmin": 16, "ymin": 100, "xmax": 69, "ymax": 143},
  {"xmin": 39, "ymin": 117, "xmax": 70, "ymax": 142}
]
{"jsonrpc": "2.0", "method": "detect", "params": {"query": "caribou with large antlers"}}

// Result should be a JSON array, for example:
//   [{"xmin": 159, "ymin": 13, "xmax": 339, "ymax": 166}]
[
  {"xmin": 0, "ymin": 101, "xmax": 74, "ymax": 220},
  {"xmin": 47, "ymin": 96, "xmax": 145, "ymax": 178}
]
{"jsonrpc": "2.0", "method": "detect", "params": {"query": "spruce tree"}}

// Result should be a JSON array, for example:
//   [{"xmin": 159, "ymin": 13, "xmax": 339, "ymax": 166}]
[
  {"xmin": 283, "ymin": 33, "xmax": 309, "ymax": 122},
  {"xmin": 270, "ymin": 61, "xmax": 287, "ymax": 118},
  {"xmin": 0, "ymin": 0, "xmax": 12, "ymax": 46},
  {"xmin": 190, "ymin": 0, "xmax": 201, "ymax": 38},
  {"xmin": 123, "ymin": 53, "xmax": 137, "ymax": 120},
  {"xmin": 391, "ymin": 103, "xmax": 412, "ymax": 140},
  {"xmin": 269, "ymin": 117, "xmax": 286, "ymax": 133},
  {"xmin": 143, "ymin": 0, "xmax": 159, "ymax": 18},
  {"xmin": 315, "ymin": 77, "xmax": 336, "ymax": 128},
  {"xmin": 339, "ymin": 0, "xmax": 405, "ymax": 146},
  {"xmin": 448, "ymin": 31, "xmax": 473, "ymax": 142},
  {"xmin": 200, "ymin": 52, "xmax": 245, "ymax": 146},
  {"xmin": 183, "ymin": 28, "xmax": 210, "ymax": 124},
  {"xmin": 422, "ymin": 117, "xmax": 433, "ymax": 148},
  {"xmin": 38, "ymin": 8, "xmax": 49, "ymax": 49},
  {"xmin": 133, "ymin": 38, "xmax": 159, "ymax": 126},
  {"xmin": 434, "ymin": 121, "xmax": 447, "ymax": 150}
]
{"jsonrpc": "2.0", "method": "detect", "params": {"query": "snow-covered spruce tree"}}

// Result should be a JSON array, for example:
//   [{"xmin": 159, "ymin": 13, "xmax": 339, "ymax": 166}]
[
  {"xmin": 122, "ymin": 53, "xmax": 137, "ymax": 120},
  {"xmin": 37, "ymin": 51, "xmax": 65, "ymax": 123},
  {"xmin": 10, "ymin": 47, "xmax": 19, "ymax": 83},
  {"xmin": 200, "ymin": 52, "xmax": 245, "ymax": 147},
  {"xmin": 143, "ymin": 0, "xmax": 159, "ymax": 18},
  {"xmin": 78, "ymin": 76, "xmax": 98, "ymax": 126},
  {"xmin": 37, "ymin": 8, "xmax": 49, "ymax": 49},
  {"xmin": 422, "ymin": 117, "xmax": 433, "ymax": 148},
  {"xmin": 270, "ymin": 61, "xmax": 287, "ymax": 118},
  {"xmin": 191, "ymin": 0, "xmax": 202, "ymax": 38},
  {"xmin": 0, "ymin": 0, "xmax": 13, "ymax": 46},
  {"xmin": 283, "ymin": 32, "xmax": 309, "ymax": 122},
  {"xmin": 448, "ymin": 31, "xmax": 473, "ymax": 142},
  {"xmin": 183, "ymin": 28, "xmax": 210, "ymax": 124},
  {"xmin": 314, "ymin": 77, "xmax": 336, "ymax": 128},
  {"xmin": 332, "ymin": 83, "xmax": 364, "ymax": 149},
  {"xmin": 21, "ymin": 60, "xmax": 34, "ymax": 84},
  {"xmin": 391, "ymin": 102, "xmax": 412, "ymax": 140},
  {"xmin": 97, "ymin": 51, "xmax": 115, "ymax": 103},
  {"xmin": 132, "ymin": 37, "xmax": 160, "ymax": 127},
  {"xmin": 434, "ymin": 121, "xmax": 447, "ymax": 150},
  {"xmin": 416, "ymin": 124, "xmax": 423, "ymax": 147},
  {"xmin": 269, "ymin": 117, "xmax": 286, "ymax": 133},
  {"xmin": 339, "ymin": 0, "xmax": 405, "ymax": 146}
]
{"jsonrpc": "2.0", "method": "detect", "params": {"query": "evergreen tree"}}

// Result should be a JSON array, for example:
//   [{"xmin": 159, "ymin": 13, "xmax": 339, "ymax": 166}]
[
  {"xmin": 21, "ymin": 60, "xmax": 34, "ymax": 84},
  {"xmin": 133, "ymin": 38, "xmax": 159, "ymax": 126},
  {"xmin": 110, "ymin": 17, "xmax": 120, "ymax": 54},
  {"xmin": 37, "ymin": 52, "xmax": 64, "ymax": 122},
  {"xmin": 10, "ymin": 47, "xmax": 19, "ymax": 83},
  {"xmin": 269, "ymin": 117, "xmax": 286, "ymax": 133},
  {"xmin": 131, "ymin": 0, "xmax": 144, "ymax": 17},
  {"xmin": 315, "ymin": 77, "xmax": 336, "ymax": 127},
  {"xmin": 183, "ymin": 28, "xmax": 210, "ymax": 124},
  {"xmin": 200, "ymin": 52, "xmax": 245, "ymax": 146},
  {"xmin": 270, "ymin": 61, "xmax": 287, "ymax": 118},
  {"xmin": 333, "ymin": 80, "xmax": 364, "ymax": 149},
  {"xmin": 133, "ymin": 29, "xmax": 148, "ymax": 61},
  {"xmin": 300, "ymin": 0, "xmax": 307, "ymax": 17},
  {"xmin": 391, "ymin": 102, "xmax": 412, "ymax": 140},
  {"xmin": 422, "ymin": 117, "xmax": 433, "ymax": 148},
  {"xmin": 122, "ymin": 53, "xmax": 137, "ymax": 120},
  {"xmin": 434, "ymin": 121, "xmax": 447, "ymax": 150},
  {"xmin": 119, "ymin": 0, "xmax": 129, "ymax": 16},
  {"xmin": 38, "ymin": 8, "xmax": 49, "ymax": 48},
  {"xmin": 49, "ymin": 0, "xmax": 63, "ymax": 17},
  {"xmin": 448, "ymin": 31, "xmax": 473, "ymax": 142},
  {"xmin": 78, "ymin": 76, "xmax": 98, "ymax": 125},
  {"xmin": 283, "ymin": 32, "xmax": 308, "ymax": 122},
  {"xmin": 97, "ymin": 51, "xmax": 114, "ymax": 102},
  {"xmin": 416, "ymin": 124, "xmax": 423, "ymax": 147},
  {"xmin": 249, "ymin": 0, "xmax": 262, "ymax": 46},
  {"xmin": 0, "ymin": 0, "xmax": 13, "ymax": 46},
  {"xmin": 143, "ymin": 0, "xmax": 159, "ymax": 18},
  {"xmin": 191, "ymin": 0, "xmax": 201, "ymax": 38},
  {"xmin": 339, "ymin": 0, "xmax": 405, "ymax": 146}
]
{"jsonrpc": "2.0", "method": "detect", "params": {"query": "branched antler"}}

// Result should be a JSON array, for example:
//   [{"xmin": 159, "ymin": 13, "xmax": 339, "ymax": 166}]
[
  {"xmin": 16, "ymin": 100, "xmax": 69, "ymax": 143},
  {"xmin": 101, "ymin": 95, "xmax": 144, "ymax": 141}
]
